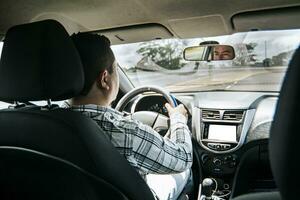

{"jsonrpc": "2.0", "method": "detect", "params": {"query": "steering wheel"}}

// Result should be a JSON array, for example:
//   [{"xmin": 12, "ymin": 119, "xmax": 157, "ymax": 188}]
[{"xmin": 115, "ymin": 86, "xmax": 177, "ymax": 137}]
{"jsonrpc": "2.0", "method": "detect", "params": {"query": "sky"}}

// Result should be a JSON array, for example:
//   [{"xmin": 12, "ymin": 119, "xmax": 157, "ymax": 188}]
[
  {"xmin": 112, "ymin": 29, "xmax": 300, "ymax": 69},
  {"xmin": 112, "ymin": 42, "xmax": 142, "ymax": 69},
  {"xmin": 240, "ymin": 30, "xmax": 300, "ymax": 61},
  {"xmin": 0, "ymin": 29, "xmax": 299, "ymax": 67}
]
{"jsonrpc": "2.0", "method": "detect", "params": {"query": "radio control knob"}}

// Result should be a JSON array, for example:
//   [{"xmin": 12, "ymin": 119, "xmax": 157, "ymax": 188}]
[
  {"xmin": 213, "ymin": 158, "xmax": 222, "ymax": 166},
  {"xmin": 201, "ymin": 154, "xmax": 209, "ymax": 164}
]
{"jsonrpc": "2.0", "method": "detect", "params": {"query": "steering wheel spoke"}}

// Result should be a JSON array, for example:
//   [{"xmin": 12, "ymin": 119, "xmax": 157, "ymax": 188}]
[
  {"xmin": 131, "ymin": 111, "xmax": 158, "ymax": 126},
  {"xmin": 153, "ymin": 114, "xmax": 171, "ymax": 138}
]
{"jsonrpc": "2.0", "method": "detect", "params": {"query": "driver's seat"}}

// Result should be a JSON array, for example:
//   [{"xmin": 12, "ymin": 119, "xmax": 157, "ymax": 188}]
[{"xmin": 0, "ymin": 20, "xmax": 154, "ymax": 200}]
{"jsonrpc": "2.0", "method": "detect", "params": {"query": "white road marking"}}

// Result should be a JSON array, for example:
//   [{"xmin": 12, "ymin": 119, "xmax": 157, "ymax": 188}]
[{"xmin": 225, "ymin": 85, "xmax": 232, "ymax": 89}]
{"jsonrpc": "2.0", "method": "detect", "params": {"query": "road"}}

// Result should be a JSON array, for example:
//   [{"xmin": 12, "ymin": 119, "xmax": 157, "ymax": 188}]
[
  {"xmin": 126, "ymin": 67, "xmax": 287, "ymax": 92},
  {"xmin": 0, "ymin": 67, "xmax": 286, "ymax": 109},
  {"xmin": 225, "ymin": 69, "xmax": 286, "ymax": 91}
]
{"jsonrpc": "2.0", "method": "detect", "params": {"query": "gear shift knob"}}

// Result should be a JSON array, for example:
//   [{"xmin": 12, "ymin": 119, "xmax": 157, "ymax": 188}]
[{"xmin": 202, "ymin": 178, "xmax": 214, "ymax": 198}]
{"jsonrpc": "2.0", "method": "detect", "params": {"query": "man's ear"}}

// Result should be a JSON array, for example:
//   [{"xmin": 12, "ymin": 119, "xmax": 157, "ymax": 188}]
[{"xmin": 97, "ymin": 70, "xmax": 110, "ymax": 90}]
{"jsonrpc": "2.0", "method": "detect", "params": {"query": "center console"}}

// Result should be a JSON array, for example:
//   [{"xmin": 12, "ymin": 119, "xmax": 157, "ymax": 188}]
[
  {"xmin": 193, "ymin": 108, "xmax": 256, "ymax": 199},
  {"xmin": 196, "ymin": 109, "xmax": 255, "ymax": 153}
]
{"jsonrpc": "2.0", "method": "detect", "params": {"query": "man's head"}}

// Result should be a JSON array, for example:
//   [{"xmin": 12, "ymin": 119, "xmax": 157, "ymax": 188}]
[
  {"xmin": 213, "ymin": 45, "xmax": 234, "ymax": 60},
  {"xmin": 71, "ymin": 33, "xmax": 119, "ymax": 106}
]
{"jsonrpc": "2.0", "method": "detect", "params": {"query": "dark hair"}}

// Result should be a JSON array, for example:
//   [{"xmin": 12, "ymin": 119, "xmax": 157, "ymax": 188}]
[{"xmin": 71, "ymin": 33, "xmax": 115, "ymax": 96}]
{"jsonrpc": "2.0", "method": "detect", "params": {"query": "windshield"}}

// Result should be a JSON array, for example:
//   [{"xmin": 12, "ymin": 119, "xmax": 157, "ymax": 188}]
[{"xmin": 112, "ymin": 29, "xmax": 300, "ymax": 92}]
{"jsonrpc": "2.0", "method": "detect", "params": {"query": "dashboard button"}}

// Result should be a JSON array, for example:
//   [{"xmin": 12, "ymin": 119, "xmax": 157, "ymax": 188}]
[
  {"xmin": 225, "ymin": 155, "xmax": 232, "ymax": 161},
  {"xmin": 219, "ymin": 144, "xmax": 231, "ymax": 150},
  {"xmin": 207, "ymin": 143, "xmax": 216, "ymax": 149},
  {"xmin": 207, "ymin": 143, "xmax": 231, "ymax": 151},
  {"xmin": 213, "ymin": 168, "xmax": 222, "ymax": 173},
  {"xmin": 229, "ymin": 161, "xmax": 237, "ymax": 168}
]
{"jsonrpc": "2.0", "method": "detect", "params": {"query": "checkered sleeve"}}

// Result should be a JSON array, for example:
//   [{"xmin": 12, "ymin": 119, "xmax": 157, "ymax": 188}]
[{"xmin": 129, "ymin": 112, "xmax": 193, "ymax": 174}]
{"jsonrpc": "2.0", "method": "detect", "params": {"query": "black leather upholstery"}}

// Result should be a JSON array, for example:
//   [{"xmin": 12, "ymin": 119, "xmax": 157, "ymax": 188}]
[
  {"xmin": 269, "ymin": 46, "xmax": 300, "ymax": 200},
  {"xmin": 0, "ymin": 147, "xmax": 127, "ymax": 200},
  {"xmin": 0, "ymin": 20, "xmax": 154, "ymax": 200},
  {"xmin": 0, "ymin": 108, "xmax": 155, "ymax": 200},
  {"xmin": 0, "ymin": 20, "xmax": 84, "ymax": 101},
  {"xmin": 231, "ymin": 140, "xmax": 276, "ymax": 198}
]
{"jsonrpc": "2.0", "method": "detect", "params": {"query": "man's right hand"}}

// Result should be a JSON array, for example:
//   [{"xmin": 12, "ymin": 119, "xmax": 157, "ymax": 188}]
[{"xmin": 165, "ymin": 103, "xmax": 188, "ymax": 118}]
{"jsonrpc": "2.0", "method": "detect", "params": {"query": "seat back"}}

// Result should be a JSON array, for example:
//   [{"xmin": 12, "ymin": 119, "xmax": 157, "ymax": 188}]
[
  {"xmin": 0, "ymin": 20, "xmax": 154, "ymax": 200},
  {"xmin": 0, "ymin": 146, "xmax": 126, "ymax": 200},
  {"xmin": 232, "ymin": 46, "xmax": 300, "ymax": 200},
  {"xmin": 231, "ymin": 140, "xmax": 276, "ymax": 198},
  {"xmin": 269, "ymin": 46, "xmax": 300, "ymax": 200},
  {"xmin": 0, "ymin": 108, "xmax": 154, "ymax": 200}
]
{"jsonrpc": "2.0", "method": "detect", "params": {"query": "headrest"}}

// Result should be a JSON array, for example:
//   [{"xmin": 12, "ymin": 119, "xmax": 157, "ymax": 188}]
[
  {"xmin": 269, "ymin": 46, "xmax": 300, "ymax": 199},
  {"xmin": 0, "ymin": 20, "xmax": 84, "ymax": 101}
]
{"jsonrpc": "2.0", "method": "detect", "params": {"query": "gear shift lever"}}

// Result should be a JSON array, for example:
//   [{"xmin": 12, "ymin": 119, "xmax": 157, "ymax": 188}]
[{"xmin": 202, "ymin": 178, "xmax": 214, "ymax": 199}]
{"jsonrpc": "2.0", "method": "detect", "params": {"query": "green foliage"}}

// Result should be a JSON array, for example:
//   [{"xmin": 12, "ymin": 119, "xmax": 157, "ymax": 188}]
[
  {"xmin": 136, "ymin": 39, "xmax": 185, "ymax": 70},
  {"xmin": 246, "ymin": 43, "xmax": 258, "ymax": 63}
]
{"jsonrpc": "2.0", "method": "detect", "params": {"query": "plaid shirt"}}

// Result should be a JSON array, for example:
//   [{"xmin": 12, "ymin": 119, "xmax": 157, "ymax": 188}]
[{"xmin": 65, "ymin": 103, "xmax": 193, "ymax": 178}]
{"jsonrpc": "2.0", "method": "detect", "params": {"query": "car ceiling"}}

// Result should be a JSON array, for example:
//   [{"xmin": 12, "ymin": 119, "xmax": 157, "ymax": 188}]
[{"xmin": 0, "ymin": 0, "xmax": 300, "ymax": 44}]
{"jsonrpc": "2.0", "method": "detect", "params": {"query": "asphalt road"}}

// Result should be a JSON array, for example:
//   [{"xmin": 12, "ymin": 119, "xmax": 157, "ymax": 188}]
[
  {"xmin": 127, "ymin": 67, "xmax": 287, "ymax": 92},
  {"xmin": 0, "ymin": 67, "xmax": 286, "ymax": 109},
  {"xmin": 225, "ymin": 70, "xmax": 286, "ymax": 91}
]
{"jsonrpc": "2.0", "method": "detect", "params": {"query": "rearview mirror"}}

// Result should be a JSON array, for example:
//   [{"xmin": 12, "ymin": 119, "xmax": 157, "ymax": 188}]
[{"xmin": 183, "ymin": 45, "xmax": 235, "ymax": 61}]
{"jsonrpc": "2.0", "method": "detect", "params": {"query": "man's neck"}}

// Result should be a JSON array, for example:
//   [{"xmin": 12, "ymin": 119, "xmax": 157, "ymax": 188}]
[{"xmin": 71, "ymin": 96, "xmax": 110, "ymax": 107}]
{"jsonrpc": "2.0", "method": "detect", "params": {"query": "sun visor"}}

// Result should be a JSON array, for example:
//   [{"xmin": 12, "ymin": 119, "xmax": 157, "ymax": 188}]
[
  {"xmin": 96, "ymin": 23, "xmax": 173, "ymax": 45},
  {"xmin": 168, "ymin": 15, "xmax": 229, "ymax": 38},
  {"xmin": 232, "ymin": 7, "xmax": 300, "ymax": 32}
]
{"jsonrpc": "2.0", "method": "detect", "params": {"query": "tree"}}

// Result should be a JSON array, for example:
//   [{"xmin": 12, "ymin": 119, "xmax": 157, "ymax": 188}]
[
  {"xmin": 245, "ymin": 43, "xmax": 258, "ymax": 52},
  {"xmin": 246, "ymin": 43, "xmax": 258, "ymax": 64},
  {"xmin": 232, "ymin": 43, "xmax": 248, "ymax": 66},
  {"xmin": 136, "ymin": 39, "xmax": 185, "ymax": 70},
  {"xmin": 272, "ymin": 50, "xmax": 294, "ymax": 66},
  {"xmin": 233, "ymin": 42, "xmax": 258, "ymax": 66}
]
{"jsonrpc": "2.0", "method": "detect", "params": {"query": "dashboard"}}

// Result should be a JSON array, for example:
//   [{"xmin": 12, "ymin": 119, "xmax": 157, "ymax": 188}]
[
  {"xmin": 129, "ymin": 90, "xmax": 278, "ymax": 197},
  {"xmin": 192, "ymin": 92, "xmax": 277, "ymax": 152},
  {"xmin": 131, "ymin": 91, "xmax": 277, "ymax": 159},
  {"xmin": 131, "ymin": 91, "xmax": 277, "ymax": 146}
]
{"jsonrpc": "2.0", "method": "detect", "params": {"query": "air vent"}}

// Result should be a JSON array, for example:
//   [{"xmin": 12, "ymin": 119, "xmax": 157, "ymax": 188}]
[
  {"xmin": 202, "ymin": 110, "xmax": 220, "ymax": 120},
  {"xmin": 223, "ymin": 110, "xmax": 244, "ymax": 121}
]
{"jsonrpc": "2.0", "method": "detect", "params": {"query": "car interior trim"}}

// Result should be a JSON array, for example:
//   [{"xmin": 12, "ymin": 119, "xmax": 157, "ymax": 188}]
[{"xmin": 194, "ymin": 108, "xmax": 256, "ymax": 154}]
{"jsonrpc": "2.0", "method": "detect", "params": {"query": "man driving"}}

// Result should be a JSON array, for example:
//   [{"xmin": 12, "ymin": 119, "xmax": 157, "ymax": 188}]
[{"xmin": 66, "ymin": 33, "xmax": 193, "ymax": 200}]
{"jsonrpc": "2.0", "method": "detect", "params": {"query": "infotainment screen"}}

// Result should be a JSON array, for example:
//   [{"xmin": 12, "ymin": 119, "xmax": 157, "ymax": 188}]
[{"xmin": 208, "ymin": 124, "xmax": 237, "ymax": 142}]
